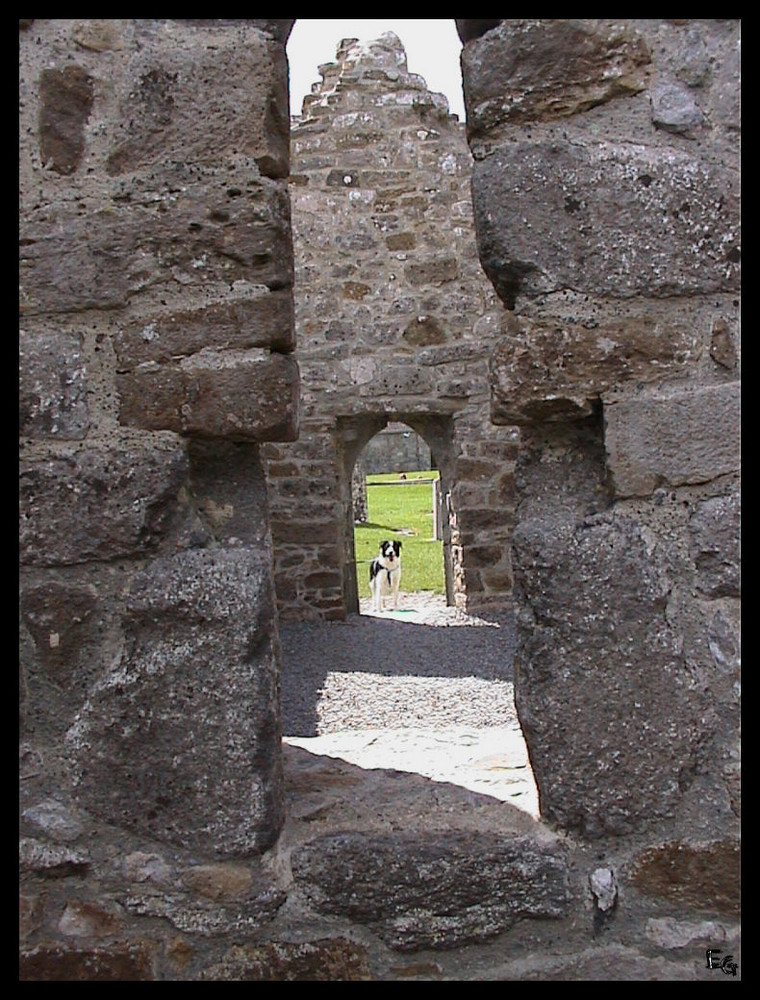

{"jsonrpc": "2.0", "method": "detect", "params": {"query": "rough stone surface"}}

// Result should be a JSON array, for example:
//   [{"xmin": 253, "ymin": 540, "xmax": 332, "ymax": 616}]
[
  {"xmin": 689, "ymin": 493, "xmax": 741, "ymax": 598},
  {"xmin": 21, "ymin": 170, "xmax": 294, "ymax": 317},
  {"xmin": 461, "ymin": 19, "xmax": 651, "ymax": 139},
  {"xmin": 292, "ymin": 831, "xmax": 569, "ymax": 951},
  {"xmin": 38, "ymin": 65, "xmax": 94, "ymax": 175},
  {"xmin": 19, "ymin": 329, "xmax": 89, "ymax": 439},
  {"xmin": 19, "ymin": 17, "xmax": 294, "ymax": 889},
  {"xmin": 18, "ymin": 18, "xmax": 741, "ymax": 982},
  {"xmin": 198, "ymin": 939, "xmax": 372, "ymax": 981},
  {"xmin": 631, "ymin": 840, "xmax": 741, "ymax": 916},
  {"xmin": 19, "ymin": 437, "xmax": 189, "ymax": 566},
  {"xmin": 66, "ymin": 547, "xmax": 283, "ymax": 856},
  {"xmin": 603, "ymin": 382, "xmax": 740, "ymax": 497},
  {"xmin": 113, "ymin": 289, "xmax": 295, "ymax": 367},
  {"xmin": 104, "ymin": 25, "xmax": 290, "ymax": 179},
  {"xmin": 19, "ymin": 942, "xmax": 157, "ymax": 981},
  {"xmin": 472, "ymin": 140, "xmax": 740, "ymax": 307},
  {"xmin": 20, "ymin": 579, "xmax": 99, "ymax": 715},
  {"xmin": 117, "ymin": 349, "xmax": 300, "ymax": 442},
  {"xmin": 490, "ymin": 307, "xmax": 700, "ymax": 424},
  {"xmin": 512, "ymin": 513, "xmax": 709, "ymax": 838}
]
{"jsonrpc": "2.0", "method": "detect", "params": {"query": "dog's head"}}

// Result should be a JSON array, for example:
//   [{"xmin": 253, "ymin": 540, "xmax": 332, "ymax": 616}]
[{"xmin": 378, "ymin": 539, "xmax": 401, "ymax": 566}]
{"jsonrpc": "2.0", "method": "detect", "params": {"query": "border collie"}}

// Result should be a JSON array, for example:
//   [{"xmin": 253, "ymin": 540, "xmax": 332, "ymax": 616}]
[{"xmin": 369, "ymin": 539, "xmax": 402, "ymax": 612}]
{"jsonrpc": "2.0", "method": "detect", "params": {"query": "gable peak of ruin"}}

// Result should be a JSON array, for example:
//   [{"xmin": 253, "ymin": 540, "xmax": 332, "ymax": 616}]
[{"xmin": 298, "ymin": 31, "xmax": 454, "ymax": 122}]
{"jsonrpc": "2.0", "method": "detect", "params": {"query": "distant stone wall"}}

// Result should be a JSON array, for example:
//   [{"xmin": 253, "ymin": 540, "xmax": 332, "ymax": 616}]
[{"xmin": 361, "ymin": 424, "xmax": 432, "ymax": 476}]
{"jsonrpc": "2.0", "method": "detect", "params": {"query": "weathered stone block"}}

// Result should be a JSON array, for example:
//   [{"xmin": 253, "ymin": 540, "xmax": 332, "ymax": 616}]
[
  {"xmin": 69, "ymin": 19, "xmax": 124, "ymax": 52},
  {"xmin": 124, "ymin": 872, "xmax": 286, "ymax": 936},
  {"xmin": 106, "ymin": 27, "xmax": 289, "ymax": 178},
  {"xmin": 187, "ymin": 438, "xmax": 274, "ymax": 547},
  {"xmin": 65, "ymin": 547, "xmax": 283, "ymax": 856},
  {"xmin": 20, "ymin": 579, "xmax": 98, "ymax": 691},
  {"xmin": 19, "ymin": 329, "xmax": 89, "ymax": 439},
  {"xmin": 710, "ymin": 318, "xmax": 738, "ymax": 370},
  {"xmin": 19, "ymin": 942, "xmax": 156, "ymax": 981},
  {"xmin": 198, "ymin": 939, "xmax": 372, "ymax": 981},
  {"xmin": 20, "ymin": 175, "xmax": 293, "ymax": 315},
  {"xmin": 291, "ymin": 831, "xmax": 569, "ymax": 951},
  {"xmin": 58, "ymin": 900, "xmax": 125, "ymax": 938},
  {"xmin": 270, "ymin": 519, "xmax": 337, "ymax": 547},
  {"xmin": 490, "ymin": 313, "xmax": 698, "ymax": 425},
  {"xmin": 631, "ymin": 840, "xmax": 740, "ymax": 916},
  {"xmin": 404, "ymin": 256, "xmax": 458, "ymax": 286},
  {"xmin": 386, "ymin": 232, "xmax": 416, "ymax": 251},
  {"xmin": 19, "ymin": 837, "xmax": 89, "ymax": 877},
  {"xmin": 19, "ymin": 437, "xmax": 188, "ymax": 566},
  {"xmin": 472, "ymin": 141, "xmax": 740, "ymax": 306},
  {"xmin": 181, "ymin": 863, "xmax": 253, "ymax": 901},
  {"xmin": 38, "ymin": 65, "xmax": 93, "ymax": 175},
  {"xmin": 650, "ymin": 78, "xmax": 705, "ymax": 137},
  {"xmin": 341, "ymin": 281, "xmax": 371, "ymax": 300},
  {"xmin": 357, "ymin": 364, "xmax": 433, "ymax": 398},
  {"xmin": 114, "ymin": 289, "xmax": 295, "ymax": 366},
  {"xmin": 461, "ymin": 19, "xmax": 650, "ymax": 136},
  {"xmin": 117, "ymin": 350, "xmax": 299, "ymax": 442},
  {"xmin": 604, "ymin": 382, "xmax": 740, "ymax": 497},
  {"xmin": 688, "ymin": 493, "xmax": 741, "ymax": 598},
  {"xmin": 21, "ymin": 797, "xmax": 85, "ymax": 843},
  {"xmin": 19, "ymin": 893, "xmax": 43, "ymax": 941},
  {"xmin": 512, "ymin": 513, "xmax": 708, "ymax": 838},
  {"xmin": 173, "ymin": 19, "xmax": 294, "ymax": 44}
]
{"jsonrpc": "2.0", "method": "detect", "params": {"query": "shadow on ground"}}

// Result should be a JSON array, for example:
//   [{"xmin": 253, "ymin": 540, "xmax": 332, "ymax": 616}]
[{"xmin": 278, "ymin": 606, "xmax": 517, "ymax": 739}]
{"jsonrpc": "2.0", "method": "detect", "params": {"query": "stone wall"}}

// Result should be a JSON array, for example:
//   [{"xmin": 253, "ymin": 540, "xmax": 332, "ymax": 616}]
[
  {"xmin": 461, "ymin": 10, "xmax": 741, "ymax": 949},
  {"xmin": 361, "ymin": 424, "xmax": 433, "ymax": 476},
  {"xmin": 19, "ymin": 17, "xmax": 297, "ymax": 974},
  {"xmin": 262, "ymin": 32, "xmax": 516, "ymax": 620},
  {"xmin": 19, "ymin": 19, "xmax": 740, "ymax": 982}
]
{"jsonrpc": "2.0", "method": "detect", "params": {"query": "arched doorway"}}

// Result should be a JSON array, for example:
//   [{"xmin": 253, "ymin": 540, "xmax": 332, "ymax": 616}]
[
  {"xmin": 337, "ymin": 414, "xmax": 455, "ymax": 616},
  {"xmin": 353, "ymin": 422, "xmax": 444, "ymax": 612}
]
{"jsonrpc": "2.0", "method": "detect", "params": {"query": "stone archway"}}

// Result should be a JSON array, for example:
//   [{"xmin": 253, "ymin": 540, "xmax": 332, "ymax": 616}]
[{"xmin": 336, "ymin": 413, "xmax": 457, "ymax": 615}]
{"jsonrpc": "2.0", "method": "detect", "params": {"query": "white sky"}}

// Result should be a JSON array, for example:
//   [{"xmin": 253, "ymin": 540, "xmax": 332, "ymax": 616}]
[{"xmin": 286, "ymin": 19, "xmax": 465, "ymax": 120}]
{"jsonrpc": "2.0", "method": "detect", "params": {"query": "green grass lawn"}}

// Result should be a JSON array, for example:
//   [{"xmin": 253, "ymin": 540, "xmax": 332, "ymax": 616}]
[{"xmin": 354, "ymin": 471, "xmax": 444, "ymax": 597}]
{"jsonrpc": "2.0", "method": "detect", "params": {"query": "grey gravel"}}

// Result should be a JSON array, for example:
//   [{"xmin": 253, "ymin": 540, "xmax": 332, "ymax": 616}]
[{"xmin": 279, "ymin": 593, "xmax": 519, "ymax": 737}]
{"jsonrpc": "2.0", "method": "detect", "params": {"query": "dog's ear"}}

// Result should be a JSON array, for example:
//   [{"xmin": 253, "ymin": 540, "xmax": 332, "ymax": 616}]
[
  {"xmin": 397, "ymin": 541, "xmax": 402, "ymax": 550},
  {"xmin": 379, "ymin": 539, "xmax": 388, "ymax": 550}
]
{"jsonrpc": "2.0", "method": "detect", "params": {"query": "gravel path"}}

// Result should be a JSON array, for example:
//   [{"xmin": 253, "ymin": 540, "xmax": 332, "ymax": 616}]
[
  {"xmin": 279, "ymin": 593, "xmax": 539, "ymax": 813},
  {"xmin": 279, "ymin": 592, "xmax": 519, "ymax": 737}
]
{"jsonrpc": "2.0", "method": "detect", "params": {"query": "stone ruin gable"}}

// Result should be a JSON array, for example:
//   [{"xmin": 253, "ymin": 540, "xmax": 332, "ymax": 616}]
[
  {"xmin": 460, "ymin": 13, "xmax": 740, "ymax": 923},
  {"xmin": 19, "ymin": 15, "xmax": 298, "ymax": 950},
  {"xmin": 262, "ymin": 32, "xmax": 518, "ymax": 622}
]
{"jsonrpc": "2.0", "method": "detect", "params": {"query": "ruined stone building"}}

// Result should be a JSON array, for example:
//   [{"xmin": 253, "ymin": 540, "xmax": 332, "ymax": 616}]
[
  {"xmin": 19, "ymin": 20, "xmax": 740, "ymax": 981},
  {"xmin": 263, "ymin": 32, "xmax": 514, "ymax": 620}
]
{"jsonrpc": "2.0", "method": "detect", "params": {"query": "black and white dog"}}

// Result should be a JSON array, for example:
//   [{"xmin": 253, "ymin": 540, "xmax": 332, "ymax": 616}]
[{"xmin": 369, "ymin": 539, "xmax": 402, "ymax": 612}]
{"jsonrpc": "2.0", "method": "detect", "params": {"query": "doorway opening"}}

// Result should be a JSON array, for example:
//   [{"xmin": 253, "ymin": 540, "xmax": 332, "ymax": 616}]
[
  {"xmin": 277, "ymin": 411, "xmax": 540, "ymax": 816},
  {"xmin": 353, "ymin": 422, "xmax": 445, "ymax": 614},
  {"xmin": 336, "ymin": 414, "xmax": 456, "ymax": 617}
]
